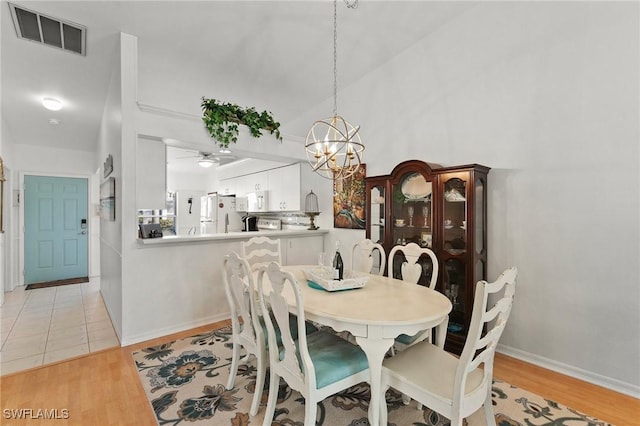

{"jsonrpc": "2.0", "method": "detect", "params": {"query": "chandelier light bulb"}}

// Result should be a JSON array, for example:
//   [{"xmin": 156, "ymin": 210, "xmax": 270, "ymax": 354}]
[
  {"xmin": 305, "ymin": 115, "xmax": 364, "ymax": 180},
  {"xmin": 42, "ymin": 97, "xmax": 62, "ymax": 111}
]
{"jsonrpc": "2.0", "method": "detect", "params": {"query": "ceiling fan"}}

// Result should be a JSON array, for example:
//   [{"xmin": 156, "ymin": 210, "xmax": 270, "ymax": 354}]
[{"xmin": 174, "ymin": 150, "xmax": 235, "ymax": 168}]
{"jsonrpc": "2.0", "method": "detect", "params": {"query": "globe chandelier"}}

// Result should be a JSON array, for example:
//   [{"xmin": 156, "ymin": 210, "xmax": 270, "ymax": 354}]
[{"xmin": 305, "ymin": 0, "xmax": 363, "ymax": 180}]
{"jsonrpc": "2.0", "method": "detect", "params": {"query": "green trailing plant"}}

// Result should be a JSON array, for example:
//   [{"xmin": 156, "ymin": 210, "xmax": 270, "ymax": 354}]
[{"xmin": 201, "ymin": 97, "xmax": 282, "ymax": 148}]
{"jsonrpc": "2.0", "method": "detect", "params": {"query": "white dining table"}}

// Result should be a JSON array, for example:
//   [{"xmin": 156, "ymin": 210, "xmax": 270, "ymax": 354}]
[{"xmin": 273, "ymin": 266, "xmax": 453, "ymax": 426}]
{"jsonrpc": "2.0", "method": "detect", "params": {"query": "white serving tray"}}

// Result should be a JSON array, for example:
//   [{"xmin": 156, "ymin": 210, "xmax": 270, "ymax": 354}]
[{"xmin": 304, "ymin": 267, "xmax": 369, "ymax": 292}]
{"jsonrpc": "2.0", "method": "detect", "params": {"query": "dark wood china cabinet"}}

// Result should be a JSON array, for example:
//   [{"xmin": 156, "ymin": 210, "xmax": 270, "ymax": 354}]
[{"xmin": 365, "ymin": 160, "xmax": 490, "ymax": 355}]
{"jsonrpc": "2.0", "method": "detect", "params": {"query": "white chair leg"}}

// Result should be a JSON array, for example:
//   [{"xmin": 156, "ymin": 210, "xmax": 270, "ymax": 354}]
[
  {"xmin": 450, "ymin": 414, "xmax": 464, "ymax": 426},
  {"xmin": 249, "ymin": 354, "xmax": 266, "ymax": 416},
  {"xmin": 484, "ymin": 389, "xmax": 496, "ymax": 426},
  {"xmin": 304, "ymin": 400, "xmax": 318, "ymax": 426},
  {"xmin": 262, "ymin": 372, "xmax": 280, "ymax": 426},
  {"xmin": 227, "ymin": 341, "xmax": 240, "ymax": 389},
  {"xmin": 380, "ymin": 386, "xmax": 389, "ymax": 426}
]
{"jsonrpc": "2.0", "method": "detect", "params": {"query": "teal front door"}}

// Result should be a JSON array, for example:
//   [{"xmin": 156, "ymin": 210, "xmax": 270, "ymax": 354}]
[{"xmin": 24, "ymin": 176, "xmax": 88, "ymax": 284}]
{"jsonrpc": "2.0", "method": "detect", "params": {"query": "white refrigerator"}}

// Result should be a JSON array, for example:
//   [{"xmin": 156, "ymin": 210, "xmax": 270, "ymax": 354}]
[{"xmin": 201, "ymin": 194, "xmax": 242, "ymax": 233}]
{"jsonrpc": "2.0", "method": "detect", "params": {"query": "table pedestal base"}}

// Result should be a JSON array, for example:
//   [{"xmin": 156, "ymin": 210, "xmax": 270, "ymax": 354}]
[{"xmin": 355, "ymin": 335, "xmax": 394, "ymax": 426}]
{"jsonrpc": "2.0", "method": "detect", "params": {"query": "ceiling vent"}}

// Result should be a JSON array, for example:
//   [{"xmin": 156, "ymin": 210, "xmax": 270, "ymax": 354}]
[{"xmin": 9, "ymin": 3, "xmax": 86, "ymax": 56}]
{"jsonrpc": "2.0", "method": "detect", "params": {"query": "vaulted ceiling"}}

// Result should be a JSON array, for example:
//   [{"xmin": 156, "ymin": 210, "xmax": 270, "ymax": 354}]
[{"xmin": 1, "ymin": 1, "xmax": 475, "ymax": 153}]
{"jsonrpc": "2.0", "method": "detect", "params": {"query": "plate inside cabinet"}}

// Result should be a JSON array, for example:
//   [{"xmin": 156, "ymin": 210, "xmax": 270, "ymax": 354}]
[{"xmin": 401, "ymin": 173, "xmax": 432, "ymax": 200}]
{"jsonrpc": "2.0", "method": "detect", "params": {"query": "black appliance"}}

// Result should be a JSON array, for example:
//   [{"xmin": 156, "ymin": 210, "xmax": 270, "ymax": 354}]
[
  {"xmin": 242, "ymin": 215, "xmax": 258, "ymax": 232},
  {"xmin": 139, "ymin": 223, "xmax": 163, "ymax": 239}
]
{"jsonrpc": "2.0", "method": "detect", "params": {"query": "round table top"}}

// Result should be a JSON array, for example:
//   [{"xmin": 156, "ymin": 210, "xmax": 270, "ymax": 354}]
[{"xmin": 281, "ymin": 266, "xmax": 452, "ymax": 327}]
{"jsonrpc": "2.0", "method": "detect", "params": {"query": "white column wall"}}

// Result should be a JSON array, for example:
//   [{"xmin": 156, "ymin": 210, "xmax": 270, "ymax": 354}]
[{"xmin": 97, "ymin": 34, "xmax": 125, "ymax": 341}]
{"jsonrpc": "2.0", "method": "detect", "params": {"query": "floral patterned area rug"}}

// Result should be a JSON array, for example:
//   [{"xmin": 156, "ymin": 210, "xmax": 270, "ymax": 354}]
[{"xmin": 132, "ymin": 325, "xmax": 612, "ymax": 426}]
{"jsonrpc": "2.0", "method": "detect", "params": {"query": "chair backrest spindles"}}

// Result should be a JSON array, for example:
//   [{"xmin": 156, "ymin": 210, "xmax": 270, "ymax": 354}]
[
  {"xmin": 257, "ymin": 262, "xmax": 316, "ymax": 391},
  {"xmin": 242, "ymin": 236, "xmax": 282, "ymax": 271},
  {"xmin": 223, "ymin": 252, "xmax": 262, "ymax": 346},
  {"xmin": 454, "ymin": 267, "xmax": 517, "ymax": 402},
  {"xmin": 352, "ymin": 239, "xmax": 386, "ymax": 276},
  {"xmin": 387, "ymin": 243, "xmax": 439, "ymax": 288}
]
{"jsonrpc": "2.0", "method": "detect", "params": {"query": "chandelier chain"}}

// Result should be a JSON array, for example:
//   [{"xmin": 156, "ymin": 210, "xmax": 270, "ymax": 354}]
[{"xmin": 333, "ymin": 0, "xmax": 338, "ymax": 117}]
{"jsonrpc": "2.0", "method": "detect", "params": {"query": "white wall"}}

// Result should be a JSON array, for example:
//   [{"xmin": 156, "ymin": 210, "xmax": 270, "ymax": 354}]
[
  {"xmin": 0, "ymin": 117, "xmax": 17, "ymax": 303},
  {"xmin": 97, "ymin": 34, "xmax": 125, "ymax": 341},
  {"xmin": 291, "ymin": 2, "xmax": 639, "ymax": 394},
  {"xmin": 168, "ymin": 170, "xmax": 215, "ymax": 194}
]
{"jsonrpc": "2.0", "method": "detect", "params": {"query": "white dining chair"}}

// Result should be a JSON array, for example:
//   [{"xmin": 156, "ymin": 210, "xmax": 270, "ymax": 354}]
[
  {"xmin": 351, "ymin": 239, "xmax": 386, "ymax": 276},
  {"xmin": 387, "ymin": 242, "xmax": 439, "ymax": 351},
  {"xmin": 256, "ymin": 262, "xmax": 370, "ymax": 426},
  {"xmin": 241, "ymin": 236, "xmax": 282, "ymax": 271},
  {"xmin": 222, "ymin": 252, "xmax": 267, "ymax": 416},
  {"xmin": 380, "ymin": 267, "xmax": 518, "ymax": 426}
]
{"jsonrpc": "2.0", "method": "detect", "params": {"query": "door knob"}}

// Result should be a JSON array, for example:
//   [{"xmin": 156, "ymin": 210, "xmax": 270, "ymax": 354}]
[{"xmin": 79, "ymin": 230, "xmax": 86, "ymax": 235}]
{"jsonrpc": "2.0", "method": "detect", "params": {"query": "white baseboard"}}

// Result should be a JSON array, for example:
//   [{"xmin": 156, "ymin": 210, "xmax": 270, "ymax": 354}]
[
  {"xmin": 497, "ymin": 344, "xmax": 640, "ymax": 399},
  {"xmin": 120, "ymin": 313, "xmax": 230, "ymax": 347}
]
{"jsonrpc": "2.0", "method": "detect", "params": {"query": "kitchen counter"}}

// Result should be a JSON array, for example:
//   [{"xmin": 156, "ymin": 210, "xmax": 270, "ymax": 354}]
[{"xmin": 137, "ymin": 228, "xmax": 328, "ymax": 245}]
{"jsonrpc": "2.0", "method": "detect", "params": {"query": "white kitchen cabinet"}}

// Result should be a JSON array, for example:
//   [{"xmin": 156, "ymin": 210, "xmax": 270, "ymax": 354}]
[
  {"xmin": 267, "ymin": 163, "xmax": 320, "ymax": 212},
  {"xmin": 136, "ymin": 138, "xmax": 166, "ymax": 209},
  {"xmin": 236, "ymin": 171, "xmax": 268, "ymax": 197},
  {"xmin": 282, "ymin": 235, "xmax": 324, "ymax": 266},
  {"xmin": 219, "ymin": 178, "xmax": 236, "ymax": 195},
  {"xmin": 267, "ymin": 164, "xmax": 299, "ymax": 211}
]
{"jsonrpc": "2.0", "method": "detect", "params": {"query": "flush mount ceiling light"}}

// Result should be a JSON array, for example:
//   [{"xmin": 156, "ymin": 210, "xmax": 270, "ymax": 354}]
[
  {"xmin": 42, "ymin": 97, "xmax": 62, "ymax": 111},
  {"xmin": 305, "ymin": 0, "xmax": 363, "ymax": 181}
]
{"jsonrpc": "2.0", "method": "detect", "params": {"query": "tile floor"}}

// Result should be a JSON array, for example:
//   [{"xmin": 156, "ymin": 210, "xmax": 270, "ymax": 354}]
[{"xmin": 0, "ymin": 278, "xmax": 119, "ymax": 376}]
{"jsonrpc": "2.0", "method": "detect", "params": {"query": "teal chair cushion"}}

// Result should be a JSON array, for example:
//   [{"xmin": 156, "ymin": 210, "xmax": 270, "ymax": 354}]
[
  {"xmin": 395, "ymin": 332, "xmax": 420, "ymax": 345},
  {"xmin": 395, "ymin": 328, "xmax": 430, "ymax": 345},
  {"xmin": 305, "ymin": 331, "xmax": 369, "ymax": 389}
]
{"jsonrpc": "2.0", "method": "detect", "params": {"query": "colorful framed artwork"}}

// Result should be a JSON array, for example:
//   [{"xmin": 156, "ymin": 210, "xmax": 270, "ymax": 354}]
[{"xmin": 333, "ymin": 164, "xmax": 366, "ymax": 229}]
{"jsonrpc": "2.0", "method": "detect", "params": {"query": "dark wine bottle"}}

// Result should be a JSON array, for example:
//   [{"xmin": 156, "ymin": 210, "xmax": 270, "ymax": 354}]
[{"xmin": 333, "ymin": 241, "xmax": 344, "ymax": 280}]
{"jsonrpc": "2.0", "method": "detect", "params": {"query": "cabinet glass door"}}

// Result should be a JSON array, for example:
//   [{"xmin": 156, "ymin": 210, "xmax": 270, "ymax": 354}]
[
  {"xmin": 444, "ymin": 258, "xmax": 466, "ymax": 335},
  {"xmin": 442, "ymin": 176, "xmax": 468, "ymax": 336},
  {"xmin": 369, "ymin": 185, "xmax": 385, "ymax": 244},
  {"xmin": 443, "ymin": 177, "xmax": 467, "ymax": 254},
  {"xmin": 392, "ymin": 172, "xmax": 432, "ymax": 247}
]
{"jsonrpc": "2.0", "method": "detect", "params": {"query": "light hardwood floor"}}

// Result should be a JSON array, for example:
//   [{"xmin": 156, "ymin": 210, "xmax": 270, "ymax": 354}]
[{"xmin": 1, "ymin": 320, "xmax": 637, "ymax": 425}]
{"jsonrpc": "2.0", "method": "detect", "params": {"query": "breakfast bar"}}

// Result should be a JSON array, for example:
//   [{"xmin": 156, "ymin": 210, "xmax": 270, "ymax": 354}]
[{"xmin": 116, "ymin": 229, "xmax": 327, "ymax": 346}]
